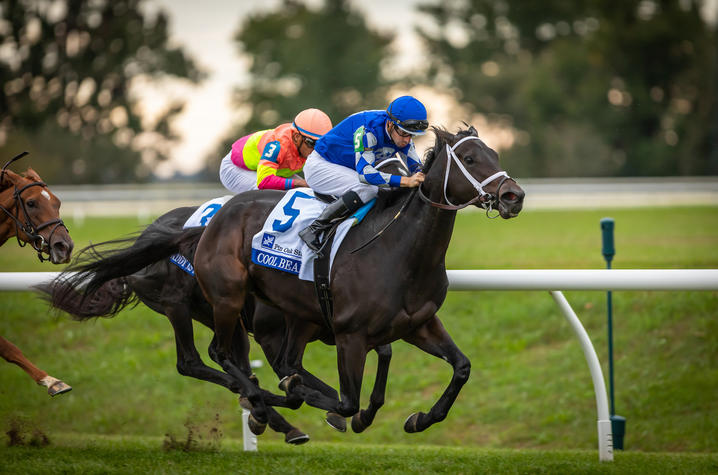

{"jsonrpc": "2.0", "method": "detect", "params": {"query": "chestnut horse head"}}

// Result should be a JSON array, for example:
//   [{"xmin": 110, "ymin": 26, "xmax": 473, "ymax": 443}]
[{"xmin": 0, "ymin": 153, "xmax": 73, "ymax": 263}]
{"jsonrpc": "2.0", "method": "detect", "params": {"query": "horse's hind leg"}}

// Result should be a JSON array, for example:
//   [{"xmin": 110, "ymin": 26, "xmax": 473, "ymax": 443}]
[
  {"xmin": 196, "ymin": 250, "xmax": 271, "ymax": 428},
  {"xmin": 334, "ymin": 331, "xmax": 369, "ymax": 418},
  {"xmin": 206, "ymin": 331, "xmax": 310, "ymax": 444},
  {"xmin": 207, "ymin": 333, "xmax": 301, "ymax": 409},
  {"xmin": 401, "ymin": 315, "xmax": 470, "ymax": 433},
  {"xmin": 351, "ymin": 343, "xmax": 392, "ymax": 433},
  {"xmin": 0, "ymin": 335, "xmax": 71, "ymax": 396},
  {"xmin": 166, "ymin": 307, "xmax": 243, "ymax": 393},
  {"xmin": 253, "ymin": 304, "xmax": 339, "ymax": 402}
]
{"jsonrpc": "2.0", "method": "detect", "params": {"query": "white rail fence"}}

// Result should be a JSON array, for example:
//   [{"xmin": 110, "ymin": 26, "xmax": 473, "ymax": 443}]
[{"xmin": 2, "ymin": 269, "xmax": 718, "ymax": 461}]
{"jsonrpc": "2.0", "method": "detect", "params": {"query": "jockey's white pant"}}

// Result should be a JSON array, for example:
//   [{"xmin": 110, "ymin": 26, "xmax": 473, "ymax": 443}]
[
  {"xmin": 219, "ymin": 153, "xmax": 258, "ymax": 194},
  {"xmin": 303, "ymin": 151, "xmax": 378, "ymax": 203}
]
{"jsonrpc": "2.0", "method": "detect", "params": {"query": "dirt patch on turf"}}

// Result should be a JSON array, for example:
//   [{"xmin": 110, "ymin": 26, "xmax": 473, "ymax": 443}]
[
  {"xmin": 163, "ymin": 412, "xmax": 223, "ymax": 452},
  {"xmin": 5, "ymin": 417, "xmax": 50, "ymax": 447}
]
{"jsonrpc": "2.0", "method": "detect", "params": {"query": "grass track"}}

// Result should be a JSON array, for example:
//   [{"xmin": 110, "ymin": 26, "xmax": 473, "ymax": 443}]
[
  {"xmin": 1, "ymin": 206, "xmax": 717, "ymax": 469},
  {"xmin": 1, "ymin": 435, "xmax": 718, "ymax": 474}
]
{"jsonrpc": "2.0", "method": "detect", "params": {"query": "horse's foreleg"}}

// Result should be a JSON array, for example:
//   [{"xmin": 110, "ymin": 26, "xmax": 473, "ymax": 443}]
[
  {"xmin": 401, "ymin": 315, "xmax": 470, "ymax": 433},
  {"xmin": 351, "ymin": 343, "xmax": 392, "ymax": 433},
  {"xmin": 0, "ymin": 335, "xmax": 72, "ymax": 396}
]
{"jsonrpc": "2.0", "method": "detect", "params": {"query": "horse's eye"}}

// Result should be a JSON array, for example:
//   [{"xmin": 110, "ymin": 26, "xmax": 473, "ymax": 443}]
[
  {"xmin": 27, "ymin": 200, "xmax": 37, "ymax": 208},
  {"xmin": 463, "ymin": 156, "xmax": 474, "ymax": 165}
]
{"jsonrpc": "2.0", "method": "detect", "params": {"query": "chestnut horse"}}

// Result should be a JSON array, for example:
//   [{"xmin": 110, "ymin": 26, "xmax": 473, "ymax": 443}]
[
  {"xmin": 0, "ymin": 152, "xmax": 74, "ymax": 396},
  {"xmin": 193, "ymin": 126, "xmax": 525, "ymax": 432}
]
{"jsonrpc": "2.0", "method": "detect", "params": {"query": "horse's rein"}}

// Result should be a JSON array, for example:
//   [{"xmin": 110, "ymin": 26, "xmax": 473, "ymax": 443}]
[
  {"xmin": 417, "ymin": 136, "xmax": 512, "ymax": 217},
  {"xmin": 0, "ymin": 152, "xmax": 67, "ymax": 262}
]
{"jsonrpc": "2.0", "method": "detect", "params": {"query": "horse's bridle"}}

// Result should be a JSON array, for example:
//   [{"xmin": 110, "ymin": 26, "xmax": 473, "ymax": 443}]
[
  {"xmin": 0, "ymin": 152, "xmax": 68, "ymax": 262},
  {"xmin": 417, "ymin": 135, "xmax": 512, "ymax": 217},
  {"xmin": 351, "ymin": 135, "xmax": 512, "ymax": 253}
]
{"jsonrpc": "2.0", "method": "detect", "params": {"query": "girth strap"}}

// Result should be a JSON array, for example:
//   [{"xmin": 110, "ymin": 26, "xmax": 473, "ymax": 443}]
[{"xmin": 312, "ymin": 231, "xmax": 337, "ymax": 330}]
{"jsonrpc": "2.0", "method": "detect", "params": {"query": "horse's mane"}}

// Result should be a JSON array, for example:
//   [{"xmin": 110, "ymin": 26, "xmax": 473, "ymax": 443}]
[{"xmin": 422, "ymin": 125, "xmax": 479, "ymax": 173}]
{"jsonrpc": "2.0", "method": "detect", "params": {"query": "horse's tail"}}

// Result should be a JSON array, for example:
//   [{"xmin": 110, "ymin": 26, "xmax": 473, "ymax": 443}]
[
  {"xmin": 37, "ymin": 276, "xmax": 136, "ymax": 321},
  {"xmin": 37, "ymin": 224, "xmax": 205, "ymax": 321}
]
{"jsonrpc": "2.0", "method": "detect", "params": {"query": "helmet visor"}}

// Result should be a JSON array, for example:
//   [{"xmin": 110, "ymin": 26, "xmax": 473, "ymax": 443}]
[{"xmin": 387, "ymin": 110, "xmax": 429, "ymax": 135}]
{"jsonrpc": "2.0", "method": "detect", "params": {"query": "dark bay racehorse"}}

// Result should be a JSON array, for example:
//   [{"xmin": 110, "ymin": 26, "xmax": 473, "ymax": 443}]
[
  {"xmin": 0, "ymin": 153, "xmax": 74, "ymax": 396},
  {"xmin": 39, "ymin": 157, "xmax": 410, "ymax": 439},
  {"xmin": 193, "ymin": 126, "xmax": 525, "ymax": 432}
]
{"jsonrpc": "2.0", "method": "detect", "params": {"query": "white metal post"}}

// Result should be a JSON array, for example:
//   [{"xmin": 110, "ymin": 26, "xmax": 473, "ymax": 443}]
[
  {"xmin": 550, "ymin": 291, "xmax": 613, "ymax": 462},
  {"xmin": 241, "ymin": 409, "xmax": 257, "ymax": 451}
]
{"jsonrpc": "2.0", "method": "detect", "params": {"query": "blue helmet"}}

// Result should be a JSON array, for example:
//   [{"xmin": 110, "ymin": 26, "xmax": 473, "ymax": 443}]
[{"xmin": 386, "ymin": 96, "xmax": 429, "ymax": 136}]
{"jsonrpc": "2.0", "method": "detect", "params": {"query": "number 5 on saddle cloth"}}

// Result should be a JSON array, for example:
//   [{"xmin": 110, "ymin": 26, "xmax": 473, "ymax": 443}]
[{"xmin": 248, "ymin": 188, "xmax": 375, "ymax": 326}]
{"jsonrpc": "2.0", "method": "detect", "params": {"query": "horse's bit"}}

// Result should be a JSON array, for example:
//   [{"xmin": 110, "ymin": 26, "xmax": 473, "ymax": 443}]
[
  {"xmin": 418, "ymin": 135, "xmax": 512, "ymax": 217},
  {"xmin": 0, "ymin": 152, "xmax": 67, "ymax": 262}
]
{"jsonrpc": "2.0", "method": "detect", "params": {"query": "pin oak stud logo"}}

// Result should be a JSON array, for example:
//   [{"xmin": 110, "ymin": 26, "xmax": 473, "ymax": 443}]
[{"xmin": 261, "ymin": 233, "xmax": 276, "ymax": 249}]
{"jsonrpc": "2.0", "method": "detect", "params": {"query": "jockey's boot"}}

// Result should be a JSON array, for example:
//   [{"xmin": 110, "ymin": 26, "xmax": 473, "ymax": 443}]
[{"xmin": 300, "ymin": 191, "xmax": 363, "ymax": 253}]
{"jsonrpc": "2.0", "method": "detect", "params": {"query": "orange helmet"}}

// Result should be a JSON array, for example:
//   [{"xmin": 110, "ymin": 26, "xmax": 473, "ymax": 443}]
[{"xmin": 293, "ymin": 108, "xmax": 332, "ymax": 140}]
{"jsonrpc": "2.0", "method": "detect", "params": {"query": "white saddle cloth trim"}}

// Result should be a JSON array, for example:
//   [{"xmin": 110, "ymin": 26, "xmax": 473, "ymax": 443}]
[
  {"xmin": 183, "ymin": 195, "xmax": 234, "ymax": 228},
  {"xmin": 250, "ymin": 188, "xmax": 354, "ymax": 281}
]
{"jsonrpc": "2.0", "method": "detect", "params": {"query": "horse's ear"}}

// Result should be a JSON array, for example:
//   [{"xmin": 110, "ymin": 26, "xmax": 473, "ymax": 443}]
[
  {"xmin": 468, "ymin": 125, "xmax": 478, "ymax": 137},
  {"xmin": 24, "ymin": 167, "xmax": 43, "ymax": 182},
  {"xmin": 0, "ymin": 169, "xmax": 19, "ymax": 190}
]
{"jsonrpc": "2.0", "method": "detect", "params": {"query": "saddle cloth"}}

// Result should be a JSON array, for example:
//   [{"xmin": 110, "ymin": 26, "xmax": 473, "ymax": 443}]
[
  {"xmin": 183, "ymin": 195, "xmax": 234, "ymax": 228},
  {"xmin": 169, "ymin": 195, "xmax": 234, "ymax": 276},
  {"xmin": 250, "ymin": 188, "xmax": 374, "ymax": 281}
]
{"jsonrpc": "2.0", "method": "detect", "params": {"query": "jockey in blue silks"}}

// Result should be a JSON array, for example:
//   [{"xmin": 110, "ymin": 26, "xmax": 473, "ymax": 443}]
[{"xmin": 299, "ymin": 95, "xmax": 429, "ymax": 252}]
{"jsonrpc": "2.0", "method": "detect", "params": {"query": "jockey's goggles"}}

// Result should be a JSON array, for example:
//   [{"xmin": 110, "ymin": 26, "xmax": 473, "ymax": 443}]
[
  {"xmin": 387, "ymin": 111, "xmax": 429, "ymax": 136},
  {"xmin": 300, "ymin": 134, "xmax": 317, "ymax": 147}
]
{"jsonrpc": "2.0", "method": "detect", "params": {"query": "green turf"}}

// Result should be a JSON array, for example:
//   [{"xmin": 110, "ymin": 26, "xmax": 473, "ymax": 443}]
[
  {"xmin": 1, "ymin": 436, "xmax": 717, "ymax": 474},
  {"xmin": 0, "ymin": 207, "xmax": 716, "ymax": 460}
]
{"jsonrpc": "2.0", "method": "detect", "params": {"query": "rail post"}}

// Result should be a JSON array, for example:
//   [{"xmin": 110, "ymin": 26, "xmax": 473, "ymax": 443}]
[{"xmin": 601, "ymin": 217, "xmax": 626, "ymax": 449}]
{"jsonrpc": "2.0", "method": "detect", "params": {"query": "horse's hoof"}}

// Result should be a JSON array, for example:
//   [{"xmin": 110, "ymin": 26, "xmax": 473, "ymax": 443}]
[
  {"xmin": 285, "ymin": 392, "xmax": 304, "ymax": 410},
  {"xmin": 48, "ymin": 381, "xmax": 72, "ymax": 397},
  {"xmin": 351, "ymin": 412, "xmax": 367, "ymax": 433},
  {"xmin": 325, "ymin": 412, "xmax": 346, "ymax": 432},
  {"xmin": 403, "ymin": 412, "xmax": 421, "ymax": 433},
  {"xmin": 278, "ymin": 374, "xmax": 301, "ymax": 392},
  {"xmin": 285, "ymin": 428, "xmax": 310, "ymax": 445},
  {"xmin": 248, "ymin": 414, "xmax": 267, "ymax": 435},
  {"xmin": 238, "ymin": 397, "xmax": 252, "ymax": 410}
]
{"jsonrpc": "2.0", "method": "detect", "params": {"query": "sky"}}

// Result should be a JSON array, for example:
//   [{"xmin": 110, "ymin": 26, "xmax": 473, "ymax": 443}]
[{"xmin": 148, "ymin": 0, "xmax": 427, "ymax": 177}]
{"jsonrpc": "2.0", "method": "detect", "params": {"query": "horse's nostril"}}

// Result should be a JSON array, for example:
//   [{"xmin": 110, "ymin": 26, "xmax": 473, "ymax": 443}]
[
  {"xmin": 501, "ymin": 189, "xmax": 525, "ymax": 204},
  {"xmin": 501, "ymin": 192, "xmax": 518, "ymax": 203}
]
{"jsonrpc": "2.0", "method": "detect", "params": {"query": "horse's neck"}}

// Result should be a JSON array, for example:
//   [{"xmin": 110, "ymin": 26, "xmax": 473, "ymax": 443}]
[
  {"xmin": 399, "ymin": 153, "xmax": 463, "ymax": 268},
  {"xmin": 375, "ymin": 188, "xmax": 456, "ymax": 272},
  {"xmin": 408, "ymin": 191, "xmax": 456, "ymax": 266}
]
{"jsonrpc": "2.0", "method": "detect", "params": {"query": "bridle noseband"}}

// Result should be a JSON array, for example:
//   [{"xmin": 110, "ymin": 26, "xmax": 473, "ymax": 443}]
[
  {"xmin": 418, "ymin": 135, "xmax": 512, "ymax": 217},
  {"xmin": 0, "ymin": 152, "xmax": 67, "ymax": 262}
]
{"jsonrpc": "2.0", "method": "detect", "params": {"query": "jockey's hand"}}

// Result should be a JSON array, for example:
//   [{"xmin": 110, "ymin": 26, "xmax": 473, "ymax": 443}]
[
  {"xmin": 400, "ymin": 172, "xmax": 425, "ymax": 188},
  {"xmin": 292, "ymin": 177, "xmax": 308, "ymax": 188}
]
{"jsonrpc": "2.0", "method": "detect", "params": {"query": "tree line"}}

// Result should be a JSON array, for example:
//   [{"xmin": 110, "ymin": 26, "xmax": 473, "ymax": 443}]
[{"xmin": 1, "ymin": 0, "xmax": 716, "ymax": 183}]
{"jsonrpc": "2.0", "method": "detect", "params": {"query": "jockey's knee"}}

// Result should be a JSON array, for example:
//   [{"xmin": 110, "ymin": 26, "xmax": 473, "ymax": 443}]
[{"xmin": 353, "ymin": 186, "xmax": 378, "ymax": 203}]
